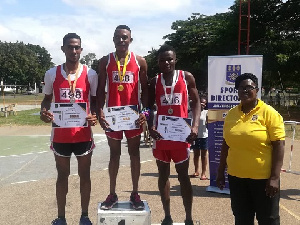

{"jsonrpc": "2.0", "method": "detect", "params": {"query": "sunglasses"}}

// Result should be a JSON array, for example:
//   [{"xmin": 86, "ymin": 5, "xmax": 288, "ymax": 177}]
[{"xmin": 238, "ymin": 85, "xmax": 258, "ymax": 92}]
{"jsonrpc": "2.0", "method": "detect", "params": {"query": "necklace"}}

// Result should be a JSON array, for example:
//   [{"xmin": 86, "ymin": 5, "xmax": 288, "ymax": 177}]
[
  {"xmin": 115, "ymin": 51, "xmax": 130, "ymax": 92},
  {"xmin": 66, "ymin": 63, "xmax": 81, "ymax": 103},
  {"xmin": 161, "ymin": 70, "xmax": 179, "ymax": 115}
]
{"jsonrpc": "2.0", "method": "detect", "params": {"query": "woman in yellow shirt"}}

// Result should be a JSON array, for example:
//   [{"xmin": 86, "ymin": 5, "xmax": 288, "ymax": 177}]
[{"xmin": 217, "ymin": 73, "xmax": 285, "ymax": 225}]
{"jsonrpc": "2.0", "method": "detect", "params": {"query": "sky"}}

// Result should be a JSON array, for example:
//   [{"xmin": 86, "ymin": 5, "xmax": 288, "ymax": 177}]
[{"xmin": 0, "ymin": 0, "xmax": 235, "ymax": 65}]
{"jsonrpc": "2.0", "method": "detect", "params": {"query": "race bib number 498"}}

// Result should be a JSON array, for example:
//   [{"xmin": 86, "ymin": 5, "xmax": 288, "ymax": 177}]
[{"xmin": 60, "ymin": 88, "xmax": 83, "ymax": 101}]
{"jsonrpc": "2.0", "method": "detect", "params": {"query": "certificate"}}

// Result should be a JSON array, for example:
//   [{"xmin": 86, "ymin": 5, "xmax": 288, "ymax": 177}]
[
  {"xmin": 104, "ymin": 105, "xmax": 140, "ymax": 131},
  {"xmin": 50, "ymin": 102, "xmax": 87, "ymax": 128},
  {"xmin": 157, "ymin": 115, "xmax": 192, "ymax": 142}
]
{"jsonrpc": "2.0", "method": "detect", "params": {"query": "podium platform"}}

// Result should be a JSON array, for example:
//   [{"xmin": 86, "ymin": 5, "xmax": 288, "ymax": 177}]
[{"xmin": 97, "ymin": 201, "xmax": 151, "ymax": 225}]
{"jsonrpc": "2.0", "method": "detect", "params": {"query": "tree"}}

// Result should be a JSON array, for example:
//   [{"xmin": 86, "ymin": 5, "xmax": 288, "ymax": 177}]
[
  {"xmin": 25, "ymin": 43, "xmax": 54, "ymax": 86},
  {"xmin": 80, "ymin": 53, "xmax": 97, "ymax": 68},
  {"xmin": 0, "ymin": 41, "xmax": 53, "ymax": 91},
  {"xmin": 80, "ymin": 52, "xmax": 99, "ymax": 73},
  {"xmin": 145, "ymin": 48, "xmax": 159, "ymax": 80},
  {"xmin": 145, "ymin": 0, "xmax": 300, "ymax": 91}
]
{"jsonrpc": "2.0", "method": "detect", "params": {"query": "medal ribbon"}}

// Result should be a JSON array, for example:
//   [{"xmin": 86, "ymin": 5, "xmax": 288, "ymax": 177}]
[
  {"xmin": 161, "ymin": 70, "xmax": 179, "ymax": 105},
  {"xmin": 66, "ymin": 63, "xmax": 81, "ymax": 94},
  {"xmin": 115, "ymin": 51, "xmax": 130, "ymax": 83}
]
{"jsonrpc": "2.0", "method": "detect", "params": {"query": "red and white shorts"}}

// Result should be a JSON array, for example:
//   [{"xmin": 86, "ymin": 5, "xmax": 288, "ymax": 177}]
[{"xmin": 153, "ymin": 147, "xmax": 190, "ymax": 164}]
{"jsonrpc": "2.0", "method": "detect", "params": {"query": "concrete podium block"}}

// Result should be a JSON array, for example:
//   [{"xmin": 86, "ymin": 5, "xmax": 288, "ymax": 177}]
[{"xmin": 97, "ymin": 201, "xmax": 151, "ymax": 225}]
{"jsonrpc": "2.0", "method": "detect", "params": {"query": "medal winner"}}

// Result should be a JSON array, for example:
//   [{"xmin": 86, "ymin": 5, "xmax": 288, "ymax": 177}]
[
  {"xmin": 148, "ymin": 44, "xmax": 200, "ymax": 225},
  {"xmin": 40, "ymin": 33, "xmax": 98, "ymax": 225},
  {"xmin": 96, "ymin": 25, "xmax": 149, "ymax": 210}
]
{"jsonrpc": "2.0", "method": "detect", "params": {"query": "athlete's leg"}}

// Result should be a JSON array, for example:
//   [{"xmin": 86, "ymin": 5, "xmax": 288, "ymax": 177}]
[
  {"xmin": 107, "ymin": 136, "xmax": 122, "ymax": 194},
  {"xmin": 193, "ymin": 149, "xmax": 200, "ymax": 176},
  {"xmin": 156, "ymin": 160, "xmax": 171, "ymax": 217},
  {"xmin": 175, "ymin": 159, "xmax": 193, "ymax": 221},
  {"xmin": 54, "ymin": 154, "xmax": 71, "ymax": 217},
  {"xmin": 200, "ymin": 149, "xmax": 208, "ymax": 179},
  {"xmin": 77, "ymin": 152, "xmax": 92, "ymax": 214},
  {"xmin": 127, "ymin": 135, "xmax": 141, "ymax": 192}
]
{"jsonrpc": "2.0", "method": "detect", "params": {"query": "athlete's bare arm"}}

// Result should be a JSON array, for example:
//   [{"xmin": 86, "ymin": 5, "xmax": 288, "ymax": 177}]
[
  {"xmin": 136, "ymin": 55, "xmax": 148, "ymax": 126},
  {"xmin": 86, "ymin": 95, "xmax": 98, "ymax": 126},
  {"xmin": 185, "ymin": 71, "xmax": 200, "ymax": 142},
  {"xmin": 148, "ymin": 77, "xmax": 163, "ymax": 140},
  {"xmin": 148, "ymin": 77, "xmax": 156, "ymax": 129},
  {"xmin": 40, "ymin": 94, "xmax": 54, "ymax": 123},
  {"xmin": 137, "ymin": 55, "xmax": 148, "ymax": 108},
  {"xmin": 96, "ymin": 56, "xmax": 109, "ymax": 129}
]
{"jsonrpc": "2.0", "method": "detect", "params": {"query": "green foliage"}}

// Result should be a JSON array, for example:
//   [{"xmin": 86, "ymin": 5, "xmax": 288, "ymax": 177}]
[
  {"xmin": 0, "ymin": 41, "xmax": 54, "ymax": 89},
  {"xmin": 145, "ymin": 48, "xmax": 159, "ymax": 79},
  {"xmin": 145, "ymin": 0, "xmax": 300, "ymax": 92},
  {"xmin": 80, "ymin": 52, "xmax": 96, "ymax": 66},
  {"xmin": 80, "ymin": 52, "xmax": 99, "ymax": 73}
]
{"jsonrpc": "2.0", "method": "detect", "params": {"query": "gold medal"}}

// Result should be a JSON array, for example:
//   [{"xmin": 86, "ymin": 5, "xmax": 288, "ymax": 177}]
[
  {"xmin": 116, "ymin": 52, "xmax": 129, "ymax": 93},
  {"xmin": 118, "ymin": 84, "xmax": 124, "ymax": 91},
  {"xmin": 168, "ymin": 108, "xmax": 173, "ymax": 115}
]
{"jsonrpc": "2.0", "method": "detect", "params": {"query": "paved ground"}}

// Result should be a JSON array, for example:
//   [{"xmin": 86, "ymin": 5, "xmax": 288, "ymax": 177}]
[{"xmin": 0, "ymin": 125, "xmax": 300, "ymax": 225}]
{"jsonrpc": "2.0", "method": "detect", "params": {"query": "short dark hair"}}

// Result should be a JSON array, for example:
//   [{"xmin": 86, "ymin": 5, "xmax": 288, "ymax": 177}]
[
  {"xmin": 235, "ymin": 73, "xmax": 258, "ymax": 89},
  {"xmin": 157, "ymin": 44, "xmax": 176, "ymax": 57},
  {"xmin": 63, "ymin": 33, "xmax": 81, "ymax": 46},
  {"xmin": 115, "ymin": 25, "xmax": 131, "ymax": 33}
]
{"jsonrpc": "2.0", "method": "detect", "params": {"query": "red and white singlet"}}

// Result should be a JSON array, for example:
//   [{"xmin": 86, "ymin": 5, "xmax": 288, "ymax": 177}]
[
  {"xmin": 52, "ymin": 65, "xmax": 92, "ymax": 143},
  {"xmin": 105, "ymin": 52, "xmax": 141, "ymax": 107},
  {"xmin": 155, "ymin": 70, "xmax": 190, "ymax": 150}
]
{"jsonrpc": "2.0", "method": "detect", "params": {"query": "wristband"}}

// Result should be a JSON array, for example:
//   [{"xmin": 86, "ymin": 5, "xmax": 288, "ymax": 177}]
[{"xmin": 141, "ymin": 107, "xmax": 150, "ymax": 121}]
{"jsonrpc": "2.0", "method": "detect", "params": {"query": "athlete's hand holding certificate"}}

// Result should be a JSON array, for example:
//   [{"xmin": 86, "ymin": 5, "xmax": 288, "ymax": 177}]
[
  {"xmin": 50, "ymin": 103, "xmax": 88, "ymax": 128},
  {"xmin": 157, "ymin": 115, "xmax": 192, "ymax": 142},
  {"xmin": 103, "ymin": 105, "xmax": 140, "ymax": 131}
]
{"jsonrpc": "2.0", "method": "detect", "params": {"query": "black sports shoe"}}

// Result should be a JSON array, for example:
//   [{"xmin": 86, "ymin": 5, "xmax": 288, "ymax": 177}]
[
  {"xmin": 79, "ymin": 215, "xmax": 92, "ymax": 225},
  {"xmin": 51, "ymin": 218, "xmax": 67, "ymax": 225},
  {"xmin": 161, "ymin": 216, "xmax": 173, "ymax": 225},
  {"xmin": 100, "ymin": 194, "xmax": 118, "ymax": 210},
  {"xmin": 130, "ymin": 192, "xmax": 145, "ymax": 210}
]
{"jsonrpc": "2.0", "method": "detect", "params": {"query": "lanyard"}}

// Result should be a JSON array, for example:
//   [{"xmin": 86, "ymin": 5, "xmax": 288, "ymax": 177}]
[
  {"xmin": 115, "ymin": 51, "xmax": 130, "ymax": 83},
  {"xmin": 161, "ymin": 70, "xmax": 179, "ymax": 105},
  {"xmin": 66, "ymin": 64, "xmax": 80, "ymax": 94}
]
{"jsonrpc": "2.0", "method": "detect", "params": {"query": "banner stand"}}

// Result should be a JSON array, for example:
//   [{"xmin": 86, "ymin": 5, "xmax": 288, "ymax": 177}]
[{"xmin": 207, "ymin": 55, "xmax": 263, "ymax": 194}]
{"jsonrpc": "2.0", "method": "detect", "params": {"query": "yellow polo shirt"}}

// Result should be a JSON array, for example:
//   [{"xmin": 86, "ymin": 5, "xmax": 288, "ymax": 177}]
[{"xmin": 223, "ymin": 99, "xmax": 285, "ymax": 179}]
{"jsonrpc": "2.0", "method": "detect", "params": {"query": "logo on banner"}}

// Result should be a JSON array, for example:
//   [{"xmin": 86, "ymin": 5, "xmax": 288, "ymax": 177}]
[{"xmin": 226, "ymin": 65, "xmax": 241, "ymax": 85}]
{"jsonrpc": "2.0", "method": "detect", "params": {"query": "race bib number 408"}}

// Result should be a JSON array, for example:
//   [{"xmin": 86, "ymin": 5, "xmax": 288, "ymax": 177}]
[
  {"xmin": 112, "ymin": 71, "xmax": 134, "ymax": 83},
  {"xmin": 60, "ymin": 88, "xmax": 83, "ymax": 101},
  {"xmin": 160, "ymin": 93, "xmax": 183, "ymax": 106}
]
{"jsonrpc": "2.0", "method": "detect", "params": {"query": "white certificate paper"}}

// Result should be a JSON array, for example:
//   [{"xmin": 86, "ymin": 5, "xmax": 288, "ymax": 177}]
[
  {"xmin": 157, "ymin": 115, "xmax": 192, "ymax": 142},
  {"xmin": 104, "ymin": 105, "xmax": 140, "ymax": 131},
  {"xmin": 51, "ymin": 102, "xmax": 87, "ymax": 128}
]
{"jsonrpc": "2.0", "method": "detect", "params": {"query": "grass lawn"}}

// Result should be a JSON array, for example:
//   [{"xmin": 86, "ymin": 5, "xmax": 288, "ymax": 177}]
[
  {"xmin": 0, "ymin": 93, "xmax": 44, "ymax": 126},
  {"xmin": 1, "ymin": 92, "xmax": 44, "ymax": 105},
  {"xmin": 0, "ymin": 108, "xmax": 45, "ymax": 126}
]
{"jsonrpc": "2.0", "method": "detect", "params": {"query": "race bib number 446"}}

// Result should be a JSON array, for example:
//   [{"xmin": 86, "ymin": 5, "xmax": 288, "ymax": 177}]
[
  {"xmin": 60, "ymin": 88, "xmax": 83, "ymax": 101},
  {"xmin": 160, "ymin": 93, "xmax": 182, "ymax": 106}
]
